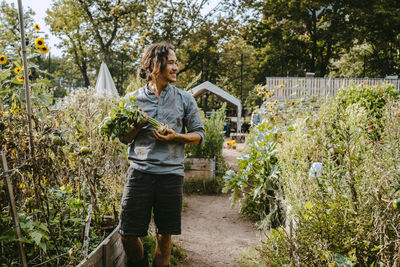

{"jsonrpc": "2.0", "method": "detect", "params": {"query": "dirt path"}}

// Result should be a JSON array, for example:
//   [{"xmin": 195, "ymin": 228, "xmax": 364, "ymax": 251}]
[{"xmin": 175, "ymin": 141, "xmax": 261, "ymax": 266}]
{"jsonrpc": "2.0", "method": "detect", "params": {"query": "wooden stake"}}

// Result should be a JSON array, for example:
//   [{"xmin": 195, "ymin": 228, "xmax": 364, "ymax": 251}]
[
  {"xmin": 17, "ymin": 0, "xmax": 35, "ymax": 159},
  {"xmin": 82, "ymin": 204, "xmax": 93, "ymax": 257},
  {"xmin": 1, "ymin": 150, "xmax": 28, "ymax": 267}
]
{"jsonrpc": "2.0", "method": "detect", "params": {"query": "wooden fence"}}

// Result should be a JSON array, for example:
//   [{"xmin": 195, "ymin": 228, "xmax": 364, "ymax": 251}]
[{"xmin": 265, "ymin": 77, "xmax": 400, "ymax": 101}]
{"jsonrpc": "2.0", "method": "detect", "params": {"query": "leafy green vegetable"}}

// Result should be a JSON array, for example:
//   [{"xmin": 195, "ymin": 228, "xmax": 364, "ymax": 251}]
[{"xmin": 99, "ymin": 96, "xmax": 167, "ymax": 142}]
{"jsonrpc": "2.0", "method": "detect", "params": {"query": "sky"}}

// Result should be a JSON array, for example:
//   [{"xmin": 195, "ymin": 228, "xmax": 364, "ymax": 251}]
[{"xmin": 4, "ymin": 0, "xmax": 221, "ymax": 57}]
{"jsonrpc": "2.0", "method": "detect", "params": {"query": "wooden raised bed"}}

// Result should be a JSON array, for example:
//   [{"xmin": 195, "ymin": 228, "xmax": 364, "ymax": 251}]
[
  {"xmin": 184, "ymin": 158, "xmax": 215, "ymax": 180},
  {"xmin": 77, "ymin": 227, "xmax": 126, "ymax": 267}
]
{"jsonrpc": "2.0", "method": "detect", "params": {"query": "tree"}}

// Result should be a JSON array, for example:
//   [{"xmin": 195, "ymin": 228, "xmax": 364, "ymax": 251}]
[
  {"xmin": 241, "ymin": 0, "xmax": 355, "ymax": 79},
  {"xmin": 46, "ymin": 0, "xmax": 145, "ymax": 90}
]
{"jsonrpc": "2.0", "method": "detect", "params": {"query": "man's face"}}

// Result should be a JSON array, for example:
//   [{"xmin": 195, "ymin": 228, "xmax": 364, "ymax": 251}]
[{"xmin": 159, "ymin": 49, "xmax": 178, "ymax": 83}]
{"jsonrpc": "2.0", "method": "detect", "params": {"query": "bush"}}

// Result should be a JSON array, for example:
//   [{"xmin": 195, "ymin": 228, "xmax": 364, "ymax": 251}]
[
  {"xmin": 185, "ymin": 103, "xmax": 226, "ymax": 159},
  {"xmin": 239, "ymin": 83, "xmax": 400, "ymax": 266},
  {"xmin": 0, "ymin": 88, "xmax": 128, "ymax": 266}
]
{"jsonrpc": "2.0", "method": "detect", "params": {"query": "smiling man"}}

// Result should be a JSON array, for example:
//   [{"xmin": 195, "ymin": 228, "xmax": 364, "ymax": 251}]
[{"xmin": 119, "ymin": 42, "xmax": 205, "ymax": 267}]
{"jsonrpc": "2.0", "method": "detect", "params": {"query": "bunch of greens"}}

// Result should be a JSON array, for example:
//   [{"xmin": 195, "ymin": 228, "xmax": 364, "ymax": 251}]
[{"xmin": 99, "ymin": 97, "xmax": 167, "ymax": 142}]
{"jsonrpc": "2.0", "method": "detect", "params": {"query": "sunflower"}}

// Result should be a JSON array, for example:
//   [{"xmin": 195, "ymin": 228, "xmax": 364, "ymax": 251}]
[
  {"xmin": 274, "ymin": 99, "xmax": 278, "ymax": 105},
  {"xmin": 34, "ymin": 24, "xmax": 40, "ymax": 31},
  {"xmin": 0, "ymin": 55, "xmax": 7, "ymax": 64},
  {"xmin": 34, "ymin": 38, "xmax": 45, "ymax": 48},
  {"xmin": 280, "ymin": 84, "xmax": 284, "ymax": 88},
  {"xmin": 17, "ymin": 76, "xmax": 24, "ymax": 82},
  {"xmin": 39, "ymin": 46, "xmax": 49, "ymax": 54},
  {"xmin": 257, "ymin": 92, "xmax": 262, "ymax": 97},
  {"xmin": 291, "ymin": 100, "xmax": 297, "ymax": 106},
  {"xmin": 14, "ymin": 67, "xmax": 21, "ymax": 74}
]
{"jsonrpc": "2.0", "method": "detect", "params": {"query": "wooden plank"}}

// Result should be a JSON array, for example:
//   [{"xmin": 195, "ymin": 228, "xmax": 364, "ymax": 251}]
[
  {"xmin": 184, "ymin": 170, "xmax": 213, "ymax": 180},
  {"xmin": 78, "ymin": 227, "xmax": 121, "ymax": 267},
  {"xmin": 266, "ymin": 77, "xmax": 400, "ymax": 101},
  {"xmin": 184, "ymin": 158, "xmax": 212, "ymax": 170}
]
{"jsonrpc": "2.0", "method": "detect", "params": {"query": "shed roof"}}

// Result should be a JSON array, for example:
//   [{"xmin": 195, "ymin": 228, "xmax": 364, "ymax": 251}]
[{"xmin": 190, "ymin": 81, "xmax": 242, "ymax": 111}]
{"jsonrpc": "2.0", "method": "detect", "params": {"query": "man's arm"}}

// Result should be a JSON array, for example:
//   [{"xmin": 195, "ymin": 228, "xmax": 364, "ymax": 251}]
[
  {"xmin": 121, "ymin": 126, "xmax": 141, "ymax": 144},
  {"xmin": 121, "ymin": 109, "xmax": 148, "ymax": 144},
  {"xmin": 152, "ymin": 129, "xmax": 202, "ymax": 144}
]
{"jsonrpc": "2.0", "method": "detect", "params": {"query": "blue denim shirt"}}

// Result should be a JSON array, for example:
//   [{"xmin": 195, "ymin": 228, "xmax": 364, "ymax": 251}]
[{"xmin": 124, "ymin": 84, "xmax": 205, "ymax": 176}]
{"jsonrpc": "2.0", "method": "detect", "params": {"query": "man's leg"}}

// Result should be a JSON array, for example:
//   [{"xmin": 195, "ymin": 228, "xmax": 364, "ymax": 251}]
[
  {"xmin": 154, "ymin": 234, "xmax": 172, "ymax": 267},
  {"xmin": 120, "ymin": 235, "xmax": 144, "ymax": 263}
]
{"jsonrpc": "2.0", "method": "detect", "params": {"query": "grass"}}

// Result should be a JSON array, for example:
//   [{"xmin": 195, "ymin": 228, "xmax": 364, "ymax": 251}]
[{"xmin": 183, "ymin": 176, "xmax": 224, "ymax": 194}]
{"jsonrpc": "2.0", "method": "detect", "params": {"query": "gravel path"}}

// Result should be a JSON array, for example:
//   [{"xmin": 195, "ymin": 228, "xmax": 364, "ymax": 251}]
[{"xmin": 175, "ymin": 140, "xmax": 261, "ymax": 266}]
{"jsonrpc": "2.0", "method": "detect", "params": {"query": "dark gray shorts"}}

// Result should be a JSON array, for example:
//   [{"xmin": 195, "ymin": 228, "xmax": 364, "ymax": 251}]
[{"xmin": 119, "ymin": 168, "xmax": 184, "ymax": 237}]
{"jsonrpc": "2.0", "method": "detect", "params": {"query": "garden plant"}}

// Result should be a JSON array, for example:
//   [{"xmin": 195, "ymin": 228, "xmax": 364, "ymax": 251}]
[{"xmin": 232, "ymin": 83, "xmax": 400, "ymax": 266}]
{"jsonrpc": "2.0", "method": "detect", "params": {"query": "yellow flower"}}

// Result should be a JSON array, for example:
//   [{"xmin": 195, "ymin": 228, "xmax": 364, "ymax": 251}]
[
  {"xmin": 256, "ymin": 88, "xmax": 261, "ymax": 92},
  {"xmin": 39, "ymin": 46, "xmax": 49, "ymax": 54},
  {"xmin": 14, "ymin": 67, "xmax": 21, "ymax": 74},
  {"xmin": 286, "ymin": 99, "xmax": 290, "ymax": 104},
  {"xmin": 257, "ymin": 92, "xmax": 262, "ymax": 97},
  {"xmin": 34, "ymin": 37, "xmax": 45, "ymax": 48},
  {"xmin": 362, "ymin": 81, "xmax": 367, "ymax": 86},
  {"xmin": 274, "ymin": 99, "xmax": 278, "ymax": 105},
  {"xmin": 17, "ymin": 76, "xmax": 24, "ymax": 82},
  {"xmin": 0, "ymin": 55, "xmax": 7, "ymax": 64},
  {"xmin": 34, "ymin": 24, "xmax": 40, "ymax": 31},
  {"xmin": 264, "ymin": 89, "xmax": 269, "ymax": 94},
  {"xmin": 291, "ymin": 100, "xmax": 297, "ymax": 106},
  {"xmin": 280, "ymin": 84, "xmax": 284, "ymax": 88}
]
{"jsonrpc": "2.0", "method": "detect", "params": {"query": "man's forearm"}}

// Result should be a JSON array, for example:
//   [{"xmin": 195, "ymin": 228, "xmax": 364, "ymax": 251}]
[
  {"xmin": 174, "ymin": 132, "xmax": 202, "ymax": 144},
  {"xmin": 122, "ymin": 127, "xmax": 140, "ymax": 144}
]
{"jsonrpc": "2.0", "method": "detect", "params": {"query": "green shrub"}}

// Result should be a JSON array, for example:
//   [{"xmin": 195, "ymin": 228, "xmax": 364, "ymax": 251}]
[
  {"xmin": 185, "ymin": 103, "xmax": 226, "ymax": 159},
  {"xmin": 335, "ymin": 83, "xmax": 399, "ymax": 139},
  {"xmin": 239, "ymin": 84, "xmax": 400, "ymax": 266},
  {"xmin": 183, "ymin": 176, "xmax": 224, "ymax": 194},
  {"xmin": 222, "ymin": 121, "xmax": 285, "ymax": 228}
]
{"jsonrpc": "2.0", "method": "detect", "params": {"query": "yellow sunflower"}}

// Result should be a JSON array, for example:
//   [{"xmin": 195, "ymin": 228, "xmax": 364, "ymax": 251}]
[
  {"xmin": 14, "ymin": 67, "xmax": 21, "ymax": 74},
  {"xmin": 280, "ymin": 84, "xmax": 284, "ymax": 88},
  {"xmin": 34, "ymin": 38, "xmax": 45, "ymax": 48},
  {"xmin": 274, "ymin": 99, "xmax": 278, "ymax": 105},
  {"xmin": 39, "ymin": 46, "xmax": 49, "ymax": 54},
  {"xmin": 0, "ymin": 55, "xmax": 7, "ymax": 64},
  {"xmin": 34, "ymin": 24, "xmax": 40, "ymax": 31},
  {"xmin": 291, "ymin": 100, "xmax": 297, "ymax": 106},
  {"xmin": 257, "ymin": 92, "xmax": 262, "ymax": 97},
  {"xmin": 17, "ymin": 76, "xmax": 24, "ymax": 82}
]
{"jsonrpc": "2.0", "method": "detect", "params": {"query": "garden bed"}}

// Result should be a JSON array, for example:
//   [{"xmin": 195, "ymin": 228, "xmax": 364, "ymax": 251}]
[{"xmin": 77, "ymin": 227, "xmax": 126, "ymax": 267}]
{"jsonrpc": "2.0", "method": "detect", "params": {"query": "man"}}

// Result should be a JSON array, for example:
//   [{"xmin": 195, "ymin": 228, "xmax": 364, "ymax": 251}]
[{"xmin": 119, "ymin": 42, "xmax": 205, "ymax": 267}]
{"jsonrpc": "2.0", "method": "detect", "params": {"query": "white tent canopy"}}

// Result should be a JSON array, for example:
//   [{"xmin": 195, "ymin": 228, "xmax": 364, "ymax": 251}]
[
  {"xmin": 94, "ymin": 62, "xmax": 119, "ymax": 97},
  {"xmin": 191, "ymin": 81, "xmax": 242, "ymax": 133}
]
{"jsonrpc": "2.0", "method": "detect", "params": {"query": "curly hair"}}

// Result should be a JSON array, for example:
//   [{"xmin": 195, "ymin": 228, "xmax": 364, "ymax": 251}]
[{"xmin": 138, "ymin": 42, "xmax": 175, "ymax": 82}]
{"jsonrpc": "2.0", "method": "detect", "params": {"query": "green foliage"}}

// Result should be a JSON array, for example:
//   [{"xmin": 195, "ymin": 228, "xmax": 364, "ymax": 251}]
[
  {"xmin": 100, "ymin": 96, "xmax": 167, "ymax": 142},
  {"xmin": 183, "ymin": 176, "xmax": 224, "ymax": 195},
  {"xmin": 238, "ymin": 84, "xmax": 400, "ymax": 266},
  {"xmin": 222, "ymin": 123, "xmax": 285, "ymax": 227},
  {"xmin": 0, "ymin": 88, "xmax": 128, "ymax": 266},
  {"xmin": 335, "ymin": 83, "xmax": 399, "ymax": 139},
  {"xmin": 142, "ymin": 235, "xmax": 186, "ymax": 266},
  {"xmin": 185, "ymin": 103, "xmax": 226, "ymax": 159}
]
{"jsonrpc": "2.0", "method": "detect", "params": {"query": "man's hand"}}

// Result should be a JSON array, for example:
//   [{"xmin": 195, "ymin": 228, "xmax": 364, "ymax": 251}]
[
  {"xmin": 121, "ymin": 109, "xmax": 148, "ymax": 144},
  {"xmin": 153, "ymin": 129, "xmax": 202, "ymax": 144},
  {"xmin": 153, "ymin": 128, "xmax": 177, "ymax": 142}
]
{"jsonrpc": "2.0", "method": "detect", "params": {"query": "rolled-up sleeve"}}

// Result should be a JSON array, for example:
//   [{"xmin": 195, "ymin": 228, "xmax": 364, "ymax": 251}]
[{"xmin": 183, "ymin": 93, "xmax": 205, "ymax": 144}]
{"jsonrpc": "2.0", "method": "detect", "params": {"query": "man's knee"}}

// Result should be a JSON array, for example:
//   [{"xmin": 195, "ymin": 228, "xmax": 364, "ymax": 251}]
[{"xmin": 120, "ymin": 234, "xmax": 140, "ymax": 243}]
